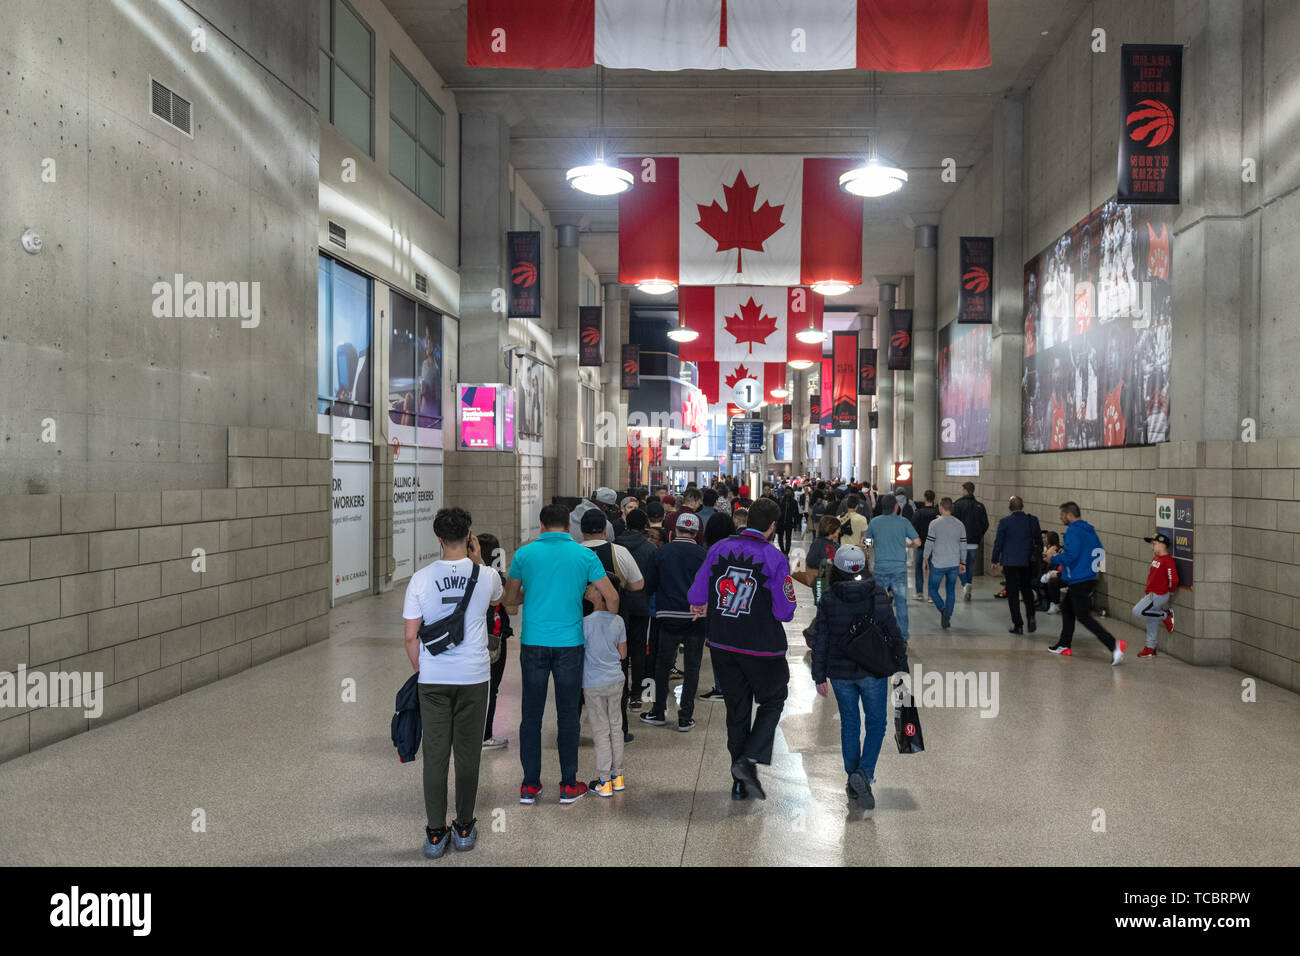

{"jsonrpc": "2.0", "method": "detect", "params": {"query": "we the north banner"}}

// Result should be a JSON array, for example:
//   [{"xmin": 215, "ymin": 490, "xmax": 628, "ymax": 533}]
[
  {"xmin": 678, "ymin": 285, "xmax": 823, "ymax": 365},
  {"xmin": 507, "ymin": 231, "xmax": 541, "ymax": 318},
  {"xmin": 619, "ymin": 157, "xmax": 863, "ymax": 287},
  {"xmin": 467, "ymin": 0, "xmax": 990, "ymax": 73},
  {"xmin": 958, "ymin": 237, "xmax": 993, "ymax": 324},
  {"xmin": 578, "ymin": 306, "xmax": 602, "ymax": 366},
  {"xmin": 1118, "ymin": 44, "xmax": 1182, "ymax": 204}
]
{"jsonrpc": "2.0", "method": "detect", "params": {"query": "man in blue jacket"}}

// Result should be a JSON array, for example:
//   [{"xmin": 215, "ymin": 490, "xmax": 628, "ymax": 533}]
[
  {"xmin": 641, "ymin": 512, "xmax": 708, "ymax": 732},
  {"xmin": 688, "ymin": 498, "xmax": 796, "ymax": 800},
  {"xmin": 1046, "ymin": 501, "xmax": 1125, "ymax": 664},
  {"xmin": 990, "ymin": 496, "xmax": 1043, "ymax": 635}
]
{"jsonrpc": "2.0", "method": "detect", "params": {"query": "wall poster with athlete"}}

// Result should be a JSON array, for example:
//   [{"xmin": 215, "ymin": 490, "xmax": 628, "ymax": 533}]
[
  {"xmin": 1021, "ymin": 196, "xmax": 1173, "ymax": 453},
  {"xmin": 938, "ymin": 321, "xmax": 991, "ymax": 458}
]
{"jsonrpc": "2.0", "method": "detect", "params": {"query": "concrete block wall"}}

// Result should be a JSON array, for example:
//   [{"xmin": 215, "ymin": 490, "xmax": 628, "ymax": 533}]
[
  {"xmin": 443, "ymin": 451, "xmax": 523, "ymax": 560},
  {"xmin": 930, "ymin": 438, "xmax": 1300, "ymax": 693},
  {"xmin": 0, "ymin": 426, "xmax": 331, "ymax": 764}
]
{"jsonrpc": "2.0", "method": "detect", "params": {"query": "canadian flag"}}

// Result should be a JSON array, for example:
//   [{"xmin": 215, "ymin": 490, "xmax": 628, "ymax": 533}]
[
  {"xmin": 696, "ymin": 360, "xmax": 788, "ymax": 406},
  {"xmin": 678, "ymin": 286, "xmax": 823, "ymax": 366},
  {"xmin": 467, "ymin": 1, "xmax": 990, "ymax": 73},
  {"xmin": 620, "ymin": 156, "xmax": 862, "ymax": 288}
]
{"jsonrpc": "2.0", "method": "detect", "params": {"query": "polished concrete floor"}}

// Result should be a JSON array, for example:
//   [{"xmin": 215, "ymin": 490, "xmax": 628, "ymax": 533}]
[{"xmin": 1, "ymin": 538, "xmax": 1298, "ymax": 866}]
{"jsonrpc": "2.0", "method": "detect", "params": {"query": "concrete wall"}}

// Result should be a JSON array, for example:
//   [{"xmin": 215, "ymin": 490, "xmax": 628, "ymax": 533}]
[
  {"xmin": 0, "ymin": 0, "xmax": 320, "ymax": 495},
  {"xmin": 0, "ymin": 426, "xmax": 332, "ymax": 763}
]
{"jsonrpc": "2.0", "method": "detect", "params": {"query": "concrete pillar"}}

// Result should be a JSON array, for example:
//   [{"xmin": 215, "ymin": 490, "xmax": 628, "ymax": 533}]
[
  {"xmin": 457, "ymin": 103, "xmax": 512, "ymax": 382},
  {"xmin": 989, "ymin": 94, "xmax": 1027, "ymax": 458},
  {"xmin": 875, "ymin": 278, "xmax": 898, "ymax": 489},
  {"xmin": 855, "ymin": 311, "xmax": 874, "ymax": 482},
  {"xmin": 600, "ymin": 281, "xmax": 626, "ymax": 489},
  {"xmin": 911, "ymin": 221, "xmax": 939, "ymax": 493},
  {"xmin": 556, "ymin": 224, "xmax": 581, "ymax": 495}
]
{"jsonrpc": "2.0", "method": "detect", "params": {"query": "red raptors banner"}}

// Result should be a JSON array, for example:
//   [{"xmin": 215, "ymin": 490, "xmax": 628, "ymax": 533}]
[
  {"xmin": 887, "ymin": 309, "xmax": 913, "ymax": 370},
  {"xmin": 958, "ymin": 237, "xmax": 994, "ymax": 324},
  {"xmin": 677, "ymin": 285, "xmax": 823, "ymax": 365},
  {"xmin": 781, "ymin": 404, "xmax": 793, "ymax": 429},
  {"xmin": 820, "ymin": 357, "xmax": 834, "ymax": 433},
  {"xmin": 578, "ymin": 306, "xmax": 602, "ymax": 366},
  {"xmin": 832, "ymin": 332, "xmax": 858, "ymax": 429},
  {"xmin": 468, "ymin": 1, "xmax": 990, "ymax": 72},
  {"xmin": 1118, "ymin": 44, "xmax": 1181, "ymax": 204},
  {"xmin": 859, "ymin": 347, "xmax": 877, "ymax": 395},
  {"xmin": 621, "ymin": 345, "xmax": 640, "ymax": 390},
  {"xmin": 619, "ymin": 157, "xmax": 862, "ymax": 288},
  {"xmin": 507, "ymin": 231, "xmax": 541, "ymax": 318}
]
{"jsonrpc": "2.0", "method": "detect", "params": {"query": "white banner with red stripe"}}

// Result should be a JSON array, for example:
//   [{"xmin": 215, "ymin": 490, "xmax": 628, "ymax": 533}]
[
  {"xmin": 696, "ymin": 360, "xmax": 788, "ymax": 406},
  {"xmin": 678, "ymin": 285, "xmax": 823, "ymax": 365},
  {"xmin": 619, "ymin": 156, "xmax": 863, "ymax": 287}
]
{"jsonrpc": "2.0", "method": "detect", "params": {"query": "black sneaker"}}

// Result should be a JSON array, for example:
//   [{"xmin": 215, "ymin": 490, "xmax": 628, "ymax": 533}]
[
  {"xmin": 1009, "ymin": 625, "xmax": 1023, "ymax": 635},
  {"xmin": 731, "ymin": 779, "xmax": 749, "ymax": 801},
  {"xmin": 677, "ymin": 718, "xmax": 695, "ymax": 733},
  {"xmin": 848, "ymin": 770, "xmax": 875, "ymax": 810},
  {"xmin": 941, "ymin": 612, "xmax": 951, "ymax": 629},
  {"xmin": 698, "ymin": 687, "xmax": 726, "ymax": 702},
  {"xmin": 1027, "ymin": 617, "xmax": 1037, "ymax": 633},
  {"xmin": 730, "ymin": 758, "xmax": 765, "ymax": 800},
  {"xmin": 451, "ymin": 818, "xmax": 477, "ymax": 852},
  {"xmin": 669, "ymin": 667, "xmax": 685, "ymax": 680},
  {"xmin": 639, "ymin": 711, "xmax": 667, "ymax": 726},
  {"xmin": 623, "ymin": 731, "xmax": 635, "ymax": 743},
  {"xmin": 423, "ymin": 825, "xmax": 451, "ymax": 859},
  {"xmin": 628, "ymin": 698, "xmax": 642, "ymax": 711}
]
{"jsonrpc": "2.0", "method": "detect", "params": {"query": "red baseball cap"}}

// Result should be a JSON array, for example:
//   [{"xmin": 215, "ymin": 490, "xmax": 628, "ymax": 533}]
[{"xmin": 738, "ymin": 485, "xmax": 750, "ymax": 497}]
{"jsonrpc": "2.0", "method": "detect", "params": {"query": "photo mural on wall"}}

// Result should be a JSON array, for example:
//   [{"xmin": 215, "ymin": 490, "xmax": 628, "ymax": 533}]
[
  {"xmin": 938, "ymin": 322, "xmax": 991, "ymax": 458},
  {"xmin": 1021, "ymin": 198, "xmax": 1173, "ymax": 453}
]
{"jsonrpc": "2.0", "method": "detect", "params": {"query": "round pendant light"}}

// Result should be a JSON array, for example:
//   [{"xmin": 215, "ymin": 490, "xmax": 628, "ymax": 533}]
[
  {"xmin": 666, "ymin": 326, "xmax": 698, "ymax": 342},
  {"xmin": 811, "ymin": 280, "xmax": 853, "ymax": 296},
  {"xmin": 769, "ymin": 386, "xmax": 790, "ymax": 399},
  {"xmin": 636, "ymin": 278, "xmax": 677, "ymax": 295},
  {"xmin": 788, "ymin": 359, "xmax": 815, "ymax": 370},
  {"xmin": 795, "ymin": 326, "xmax": 827, "ymax": 344},
  {"xmin": 567, "ymin": 67, "xmax": 634, "ymax": 197},
  {"xmin": 839, "ymin": 159, "xmax": 908, "ymax": 198}
]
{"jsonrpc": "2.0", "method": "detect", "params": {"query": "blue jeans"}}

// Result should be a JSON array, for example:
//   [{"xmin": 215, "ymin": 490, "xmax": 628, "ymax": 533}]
[
  {"xmin": 958, "ymin": 545, "xmax": 978, "ymax": 586},
  {"xmin": 831, "ymin": 675, "xmax": 889, "ymax": 781},
  {"xmin": 875, "ymin": 568, "xmax": 910, "ymax": 641},
  {"xmin": 929, "ymin": 565, "xmax": 959, "ymax": 615},
  {"xmin": 518, "ymin": 643, "xmax": 584, "ymax": 788}
]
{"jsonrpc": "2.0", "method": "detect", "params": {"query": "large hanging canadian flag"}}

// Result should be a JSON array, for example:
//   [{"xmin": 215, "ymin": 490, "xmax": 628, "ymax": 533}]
[
  {"xmin": 619, "ymin": 156, "xmax": 863, "ymax": 287},
  {"xmin": 676, "ymin": 286, "xmax": 823, "ymax": 365},
  {"xmin": 467, "ymin": 1, "xmax": 991, "ymax": 73}
]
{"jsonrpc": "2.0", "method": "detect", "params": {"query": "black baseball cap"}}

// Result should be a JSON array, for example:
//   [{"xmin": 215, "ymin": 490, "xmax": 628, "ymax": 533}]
[{"xmin": 1144, "ymin": 532, "xmax": 1172, "ymax": 546}]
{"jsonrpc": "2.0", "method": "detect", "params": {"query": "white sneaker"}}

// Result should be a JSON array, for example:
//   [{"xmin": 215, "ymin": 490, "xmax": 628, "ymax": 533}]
[
  {"xmin": 1047, "ymin": 603, "xmax": 1059, "ymax": 614},
  {"xmin": 482, "ymin": 737, "xmax": 508, "ymax": 750},
  {"xmin": 1112, "ymin": 647, "xmax": 1125, "ymax": 666},
  {"xmin": 962, "ymin": 583, "xmax": 972, "ymax": 601}
]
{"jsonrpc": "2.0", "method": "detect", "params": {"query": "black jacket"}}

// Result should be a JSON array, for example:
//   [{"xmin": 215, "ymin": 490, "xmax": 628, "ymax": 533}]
[
  {"xmin": 810, "ymin": 575, "xmax": 908, "ymax": 683},
  {"xmin": 952, "ymin": 494, "xmax": 989, "ymax": 545},
  {"xmin": 645, "ymin": 538, "xmax": 707, "ymax": 620},
  {"xmin": 992, "ymin": 511, "xmax": 1043, "ymax": 567},
  {"xmin": 391, "ymin": 673, "xmax": 421, "ymax": 763},
  {"xmin": 778, "ymin": 495, "xmax": 801, "ymax": 529},
  {"xmin": 912, "ymin": 504, "xmax": 940, "ymax": 544},
  {"xmin": 615, "ymin": 530, "xmax": 657, "ymax": 616}
]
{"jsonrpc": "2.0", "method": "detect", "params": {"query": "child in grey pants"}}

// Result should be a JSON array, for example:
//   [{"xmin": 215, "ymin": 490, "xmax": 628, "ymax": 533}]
[{"xmin": 582, "ymin": 587, "xmax": 628, "ymax": 794}]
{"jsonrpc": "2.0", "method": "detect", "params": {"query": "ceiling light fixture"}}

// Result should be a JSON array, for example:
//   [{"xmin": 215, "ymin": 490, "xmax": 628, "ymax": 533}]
[
  {"xmin": 567, "ymin": 67, "xmax": 633, "ymax": 197},
  {"xmin": 636, "ymin": 278, "xmax": 677, "ymax": 295},
  {"xmin": 840, "ymin": 71, "xmax": 908, "ymax": 199},
  {"xmin": 795, "ymin": 325, "xmax": 827, "ymax": 344},
  {"xmin": 811, "ymin": 280, "xmax": 853, "ymax": 296},
  {"xmin": 788, "ymin": 359, "xmax": 815, "ymax": 370},
  {"xmin": 769, "ymin": 386, "xmax": 790, "ymax": 399}
]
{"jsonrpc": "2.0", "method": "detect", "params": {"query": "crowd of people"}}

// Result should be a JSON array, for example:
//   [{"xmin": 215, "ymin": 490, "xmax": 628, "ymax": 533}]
[{"xmin": 400, "ymin": 476, "xmax": 1177, "ymax": 859}]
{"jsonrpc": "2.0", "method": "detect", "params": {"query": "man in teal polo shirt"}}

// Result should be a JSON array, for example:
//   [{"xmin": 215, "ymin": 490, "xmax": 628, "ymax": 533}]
[
  {"xmin": 866, "ymin": 496, "xmax": 921, "ymax": 641},
  {"xmin": 504, "ymin": 504, "xmax": 619, "ymax": 806}
]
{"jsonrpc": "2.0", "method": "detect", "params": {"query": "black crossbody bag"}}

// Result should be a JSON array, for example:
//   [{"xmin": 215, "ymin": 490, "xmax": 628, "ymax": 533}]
[{"xmin": 418, "ymin": 564, "xmax": 481, "ymax": 656}]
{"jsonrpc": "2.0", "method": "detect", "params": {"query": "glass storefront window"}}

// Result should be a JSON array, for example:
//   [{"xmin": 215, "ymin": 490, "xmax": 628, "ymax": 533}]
[{"xmin": 318, "ymin": 253, "xmax": 372, "ymax": 420}]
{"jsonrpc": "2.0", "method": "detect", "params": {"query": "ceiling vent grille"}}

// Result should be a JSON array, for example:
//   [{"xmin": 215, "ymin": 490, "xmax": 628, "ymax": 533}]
[
  {"xmin": 414, "ymin": 273, "xmax": 428, "ymax": 295},
  {"xmin": 327, "ymin": 220, "xmax": 347, "ymax": 249},
  {"xmin": 150, "ymin": 78, "xmax": 192, "ymax": 135}
]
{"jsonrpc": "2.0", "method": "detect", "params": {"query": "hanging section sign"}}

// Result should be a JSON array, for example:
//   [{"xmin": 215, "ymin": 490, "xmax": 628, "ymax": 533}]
[
  {"xmin": 831, "ymin": 331, "xmax": 858, "ymax": 429},
  {"xmin": 729, "ymin": 420, "xmax": 765, "ymax": 456},
  {"xmin": 887, "ymin": 309, "xmax": 913, "ymax": 370},
  {"xmin": 578, "ymin": 306, "xmax": 603, "ymax": 366},
  {"xmin": 1118, "ymin": 44, "xmax": 1182, "ymax": 204},
  {"xmin": 507, "ymin": 231, "xmax": 541, "ymax": 317},
  {"xmin": 958, "ymin": 237, "xmax": 994, "ymax": 324}
]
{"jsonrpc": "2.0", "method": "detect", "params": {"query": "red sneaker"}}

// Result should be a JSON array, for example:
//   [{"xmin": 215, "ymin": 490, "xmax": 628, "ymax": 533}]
[
  {"xmin": 519, "ymin": 784, "xmax": 542, "ymax": 805},
  {"xmin": 1138, "ymin": 646, "xmax": 1157, "ymax": 659},
  {"xmin": 1118, "ymin": 639, "xmax": 1127, "ymax": 654},
  {"xmin": 1164, "ymin": 610, "xmax": 1174, "ymax": 633},
  {"xmin": 559, "ymin": 782, "xmax": 588, "ymax": 804}
]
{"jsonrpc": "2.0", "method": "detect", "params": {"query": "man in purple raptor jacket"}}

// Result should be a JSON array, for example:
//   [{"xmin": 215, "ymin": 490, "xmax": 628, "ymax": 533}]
[{"xmin": 688, "ymin": 497, "xmax": 797, "ymax": 801}]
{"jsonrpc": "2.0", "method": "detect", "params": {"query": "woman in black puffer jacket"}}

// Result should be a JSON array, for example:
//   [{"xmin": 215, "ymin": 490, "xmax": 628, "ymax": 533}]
[{"xmin": 810, "ymin": 545, "xmax": 909, "ymax": 810}]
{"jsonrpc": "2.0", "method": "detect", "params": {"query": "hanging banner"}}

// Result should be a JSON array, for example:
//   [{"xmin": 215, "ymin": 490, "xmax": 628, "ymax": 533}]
[
  {"xmin": 859, "ymin": 347, "xmax": 877, "ymax": 395},
  {"xmin": 831, "ymin": 331, "xmax": 858, "ymax": 429},
  {"xmin": 888, "ymin": 309, "xmax": 913, "ymax": 370},
  {"xmin": 677, "ymin": 285, "xmax": 823, "ymax": 364},
  {"xmin": 578, "ymin": 306, "xmax": 603, "ymax": 366},
  {"xmin": 1118, "ymin": 44, "xmax": 1182, "ymax": 204},
  {"xmin": 958, "ymin": 237, "xmax": 994, "ymax": 324},
  {"xmin": 696, "ymin": 360, "xmax": 786, "ymax": 406},
  {"xmin": 621, "ymin": 344, "xmax": 640, "ymax": 389},
  {"xmin": 781, "ymin": 404, "xmax": 793, "ymax": 430},
  {"xmin": 507, "ymin": 231, "xmax": 541, "ymax": 317},
  {"xmin": 809, "ymin": 393, "xmax": 820, "ymax": 425},
  {"xmin": 820, "ymin": 357, "xmax": 834, "ymax": 433}
]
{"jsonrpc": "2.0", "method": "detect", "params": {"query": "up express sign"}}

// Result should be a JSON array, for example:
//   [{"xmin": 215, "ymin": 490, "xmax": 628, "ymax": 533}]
[{"xmin": 1155, "ymin": 494, "xmax": 1194, "ymax": 590}]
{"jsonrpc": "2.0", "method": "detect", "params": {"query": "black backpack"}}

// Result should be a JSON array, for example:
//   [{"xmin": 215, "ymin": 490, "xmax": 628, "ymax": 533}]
[
  {"xmin": 840, "ymin": 591, "xmax": 903, "ymax": 678},
  {"xmin": 417, "ymin": 564, "xmax": 481, "ymax": 656}
]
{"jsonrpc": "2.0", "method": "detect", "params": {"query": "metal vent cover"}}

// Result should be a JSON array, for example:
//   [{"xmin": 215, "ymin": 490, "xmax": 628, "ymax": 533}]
[
  {"xmin": 150, "ymin": 78, "xmax": 192, "ymax": 135},
  {"xmin": 414, "ymin": 273, "xmax": 428, "ymax": 294},
  {"xmin": 327, "ymin": 220, "xmax": 347, "ymax": 249}
]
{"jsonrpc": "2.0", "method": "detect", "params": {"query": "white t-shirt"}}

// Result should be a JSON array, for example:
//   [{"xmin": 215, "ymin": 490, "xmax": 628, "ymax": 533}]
[{"xmin": 403, "ymin": 558, "xmax": 503, "ymax": 686}]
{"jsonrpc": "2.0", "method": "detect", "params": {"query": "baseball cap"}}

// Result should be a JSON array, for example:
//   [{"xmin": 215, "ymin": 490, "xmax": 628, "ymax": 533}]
[
  {"xmin": 619, "ymin": 496, "xmax": 638, "ymax": 510},
  {"xmin": 674, "ymin": 512, "xmax": 700, "ymax": 535},
  {"xmin": 738, "ymin": 485, "xmax": 750, "ymax": 498},
  {"xmin": 1144, "ymin": 532, "xmax": 1172, "ymax": 546},
  {"xmin": 580, "ymin": 509, "xmax": 608, "ymax": 533},
  {"xmin": 833, "ymin": 545, "xmax": 868, "ymax": 575},
  {"xmin": 594, "ymin": 486, "xmax": 617, "ymax": 505}
]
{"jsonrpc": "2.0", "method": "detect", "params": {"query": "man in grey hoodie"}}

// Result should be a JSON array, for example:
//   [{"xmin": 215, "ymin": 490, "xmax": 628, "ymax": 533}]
[{"xmin": 923, "ymin": 497, "xmax": 967, "ymax": 630}]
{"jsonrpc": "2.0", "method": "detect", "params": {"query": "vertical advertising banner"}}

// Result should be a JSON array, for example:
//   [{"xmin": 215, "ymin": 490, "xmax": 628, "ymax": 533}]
[
  {"xmin": 1118, "ymin": 44, "xmax": 1182, "ymax": 204},
  {"xmin": 458, "ymin": 385, "xmax": 498, "ymax": 449},
  {"xmin": 809, "ymin": 393, "xmax": 820, "ymax": 425},
  {"xmin": 331, "ymin": 461, "xmax": 370, "ymax": 600},
  {"xmin": 831, "ymin": 331, "xmax": 858, "ymax": 429},
  {"xmin": 858, "ymin": 347, "xmax": 876, "ymax": 395},
  {"xmin": 622, "ymin": 344, "xmax": 641, "ymax": 389},
  {"xmin": 578, "ymin": 306, "xmax": 603, "ymax": 366},
  {"xmin": 507, "ymin": 231, "xmax": 542, "ymax": 317},
  {"xmin": 938, "ymin": 322, "xmax": 991, "ymax": 458},
  {"xmin": 958, "ymin": 237, "xmax": 994, "ymax": 324},
  {"xmin": 781, "ymin": 403, "xmax": 793, "ymax": 430},
  {"xmin": 500, "ymin": 387, "xmax": 515, "ymax": 449},
  {"xmin": 820, "ymin": 357, "xmax": 833, "ymax": 432},
  {"xmin": 888, "ymin": 309, "xmax": 913, "ymax": 370}
]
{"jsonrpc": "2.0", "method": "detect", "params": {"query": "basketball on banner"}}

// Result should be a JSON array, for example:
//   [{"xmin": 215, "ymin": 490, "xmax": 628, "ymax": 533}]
[
  {"xmin": 1118, "ymin": 44, "xmax": 1182, "ymax": 204},
  {"xmin": 859, "ymin": 347, "xmax": 877, "ymax": 395},
  {"xmin": 507, "ymin": 231, "xmax": 541, "ymax": 317},
  {"xmin": 621, "ymin": 344, "xmax": 640, "ymax": 390},
  {"xmin": 578, "ymin": 306, "xmax": 602, "ymax": 366},
  {"xmin": 888, "ymin": 310, "xmax": 913, "ymax": 371},
  {"xmin": 958, "ymin": 237, "xmax": 994, "ymax": 324}
]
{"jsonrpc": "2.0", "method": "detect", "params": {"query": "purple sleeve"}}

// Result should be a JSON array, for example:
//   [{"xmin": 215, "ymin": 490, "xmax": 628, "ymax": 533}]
[
  {"xmin": 767, "ymin": 551, "xmax": 796, "ymax": 622},
  {"xmin": 687, "ymin": 543, "xmax": 716, "ymax": 605}
]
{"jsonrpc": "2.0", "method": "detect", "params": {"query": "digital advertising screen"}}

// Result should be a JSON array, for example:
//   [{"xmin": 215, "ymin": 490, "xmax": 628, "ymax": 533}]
[{"xmin": 458, "ymin": 384, "xmax": 498, "ymax": 449}]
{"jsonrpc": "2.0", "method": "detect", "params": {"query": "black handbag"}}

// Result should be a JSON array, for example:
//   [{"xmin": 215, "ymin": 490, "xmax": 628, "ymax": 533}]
[
  {"xmin": 841, "ymin": 609, "xmax": 895, "ymax": 677},
  {"xmin": 893, "ymin": 678, "xmax": 925, "ymax": 754},
  {"xmin": 417, "ymin": 564, "xmax": 481, "ymax": 656}
]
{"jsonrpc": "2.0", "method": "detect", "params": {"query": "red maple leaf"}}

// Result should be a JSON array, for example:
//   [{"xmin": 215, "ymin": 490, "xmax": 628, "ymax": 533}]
[
  {"xmin": 725, "ymin": 363, "xmax": 755, "ymax": 389},
  {"xmin": 696, "ymin": 171, "xmax": 785, "ymax": 274},
  {"xmin": 723, "ymin": 298, "xmax": 779, "ymax": 354}
]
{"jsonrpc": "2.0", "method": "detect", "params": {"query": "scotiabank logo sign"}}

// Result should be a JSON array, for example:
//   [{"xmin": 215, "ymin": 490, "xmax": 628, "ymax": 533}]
[{"xmin": 891, "ymin": 461, "xmax": 913, "ymax": 485}]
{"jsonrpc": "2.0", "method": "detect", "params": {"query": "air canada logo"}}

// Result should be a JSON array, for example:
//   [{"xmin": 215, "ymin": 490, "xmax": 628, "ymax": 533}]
[
  {"xmin": 511, "ymin": 261, "xmax": 538, "ymax": 287},
  {"xmin": 715, "ymin": 566, "xmax": 758, "ymax": 617},
  {"xmin": 581, "ymin": 326, "xmax": 601, "ymax": 345},
  {"xmin": 696, "ymin": 170, "xmax": 785, "ymax": 273},
  {"xmin": 962, "ymin": 266, "xmax": 990, "ymax": 293},
  {"xmin": 1126, "ymin": 99, "xmax": 1175, "ymax": 147},
  {"xmin": 891, "ymin": 328, "xmax": 910, "ymax": 350}
]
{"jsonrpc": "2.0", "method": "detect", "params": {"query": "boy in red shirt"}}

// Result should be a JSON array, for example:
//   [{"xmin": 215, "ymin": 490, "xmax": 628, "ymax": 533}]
[{"xmin": 1133, "ymin": 532, "xmax": 1178, "ymax": 658}]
